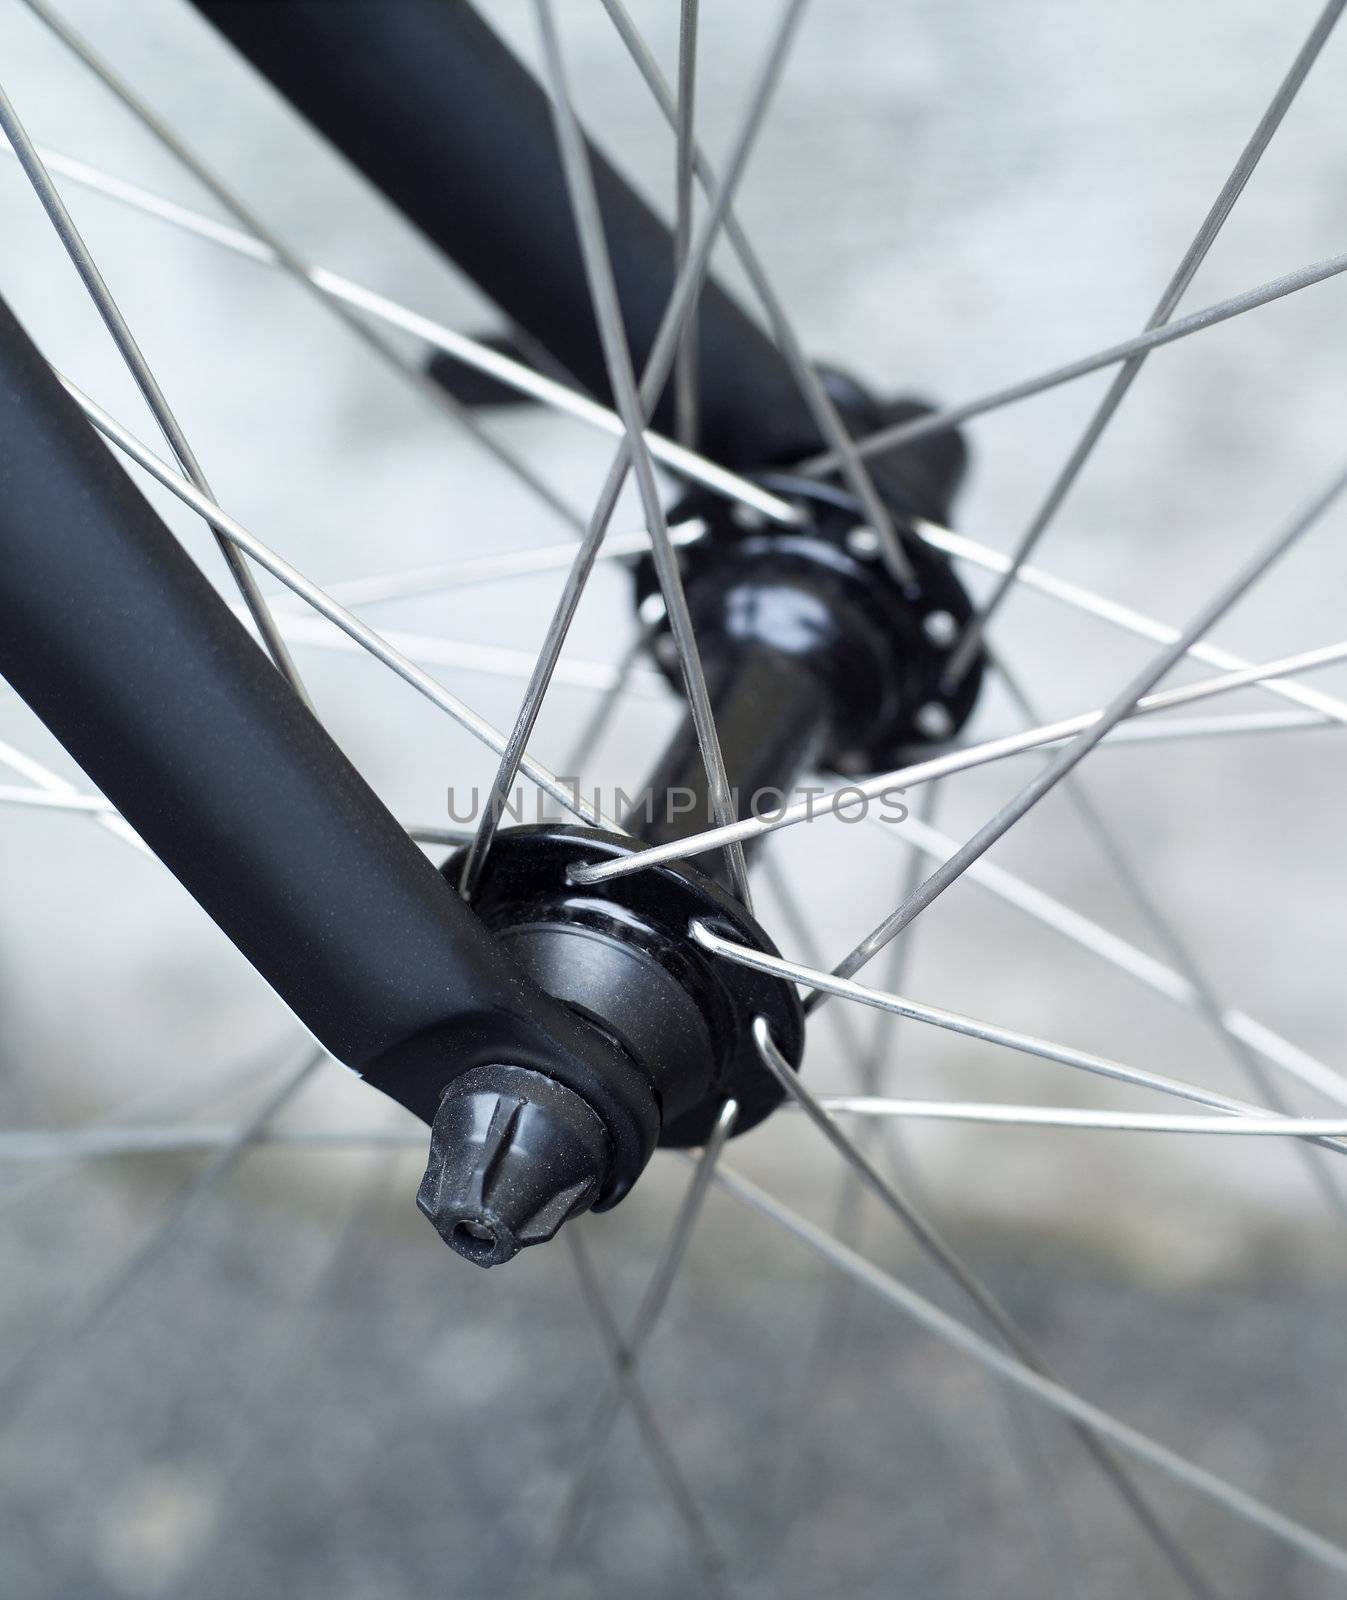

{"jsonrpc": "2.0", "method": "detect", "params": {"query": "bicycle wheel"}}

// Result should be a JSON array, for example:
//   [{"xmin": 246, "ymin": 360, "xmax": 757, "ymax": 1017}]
[{"xmin": 1, "ymin": 2, "xmax": 1346, "ymax": 1597}]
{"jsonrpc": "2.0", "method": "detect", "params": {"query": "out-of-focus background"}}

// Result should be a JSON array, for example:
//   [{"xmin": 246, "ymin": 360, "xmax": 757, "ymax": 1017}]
[{"xmin": 1, "ymin": 1, "xmax": 1345, "ymax": 1595}]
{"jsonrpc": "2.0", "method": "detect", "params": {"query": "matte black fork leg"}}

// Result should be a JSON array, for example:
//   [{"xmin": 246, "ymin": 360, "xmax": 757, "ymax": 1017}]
[{"xmin": 0, "ymin": 296, "xmax": 658, "ymax": 1197}]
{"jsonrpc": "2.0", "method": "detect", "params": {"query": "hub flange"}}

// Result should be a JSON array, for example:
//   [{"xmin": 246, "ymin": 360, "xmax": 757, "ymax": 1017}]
[
  {"xmin": 636, "ymin": 473, "xmax": 985, "ymax": 788},
  {"xmin": 441, "ymin": 826, "xmax": 805, "ymax": 1148}
]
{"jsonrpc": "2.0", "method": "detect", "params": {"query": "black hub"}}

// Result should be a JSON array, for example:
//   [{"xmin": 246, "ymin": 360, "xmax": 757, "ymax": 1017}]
[
  {"xmin": 418, "ymin": 394, "xmax": 985, "ymax": 1268},
  {"xmin": 416, "ymin": 828, "xmax": 805, "ymax": 1266},
  {"xmin": 443, "ymin": 828, "xmax": 805, "ymax": 1145},
  {"xmin": 637, "ymin": 472, "xmax": 984, "ymax": 787}
]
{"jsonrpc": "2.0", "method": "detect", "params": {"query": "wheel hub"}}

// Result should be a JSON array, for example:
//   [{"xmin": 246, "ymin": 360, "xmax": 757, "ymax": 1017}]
[
  {"xmin": 417, "ymin": 828, "xmax": 805, "ymax": 1265},
  {"xmin": 419, "ymin": 396, "xmax": 986, "ymax": 1267}
]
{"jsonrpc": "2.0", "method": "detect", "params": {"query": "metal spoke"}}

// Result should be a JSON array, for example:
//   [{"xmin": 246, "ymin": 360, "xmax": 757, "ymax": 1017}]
[
  {"xmin": 695, "ymin": 930, "xmax": 1347, "ymax": 1153},
  {"xmin": 0, "ymin": 785, "xmax": 112, "ymax": 815},
  {"xmin": 0, "ymin": 1045, "xmax": 325, "ymax": 1421},
  {"xmin": 800, "ymin": 249, "xmax": 1347, "ymax": 475},
  {"xmin": 265, "ymin": 522, "xmax": 704, "ymax": 612},
  {"xmin": 8, "ymin": 15, "xmax": 1346, "ymax": 1587},
  {"xmin": 891, "ymin": 707, "xmax": 1338, "ymax": 759},
  {"xmin": 17, "ymin": 0, "xmax": 587, "ymax": 535},
  {"xmin": 465, "ymin": 0, "xmax": 808, "ymax": 904},
  {"xmin": 536, "ymin": 1100, "xmax": 738, "ymax": 1578},
  {"xmin": 0, "ymin": 143, "xmax": 800, "ymax": 528},
  {"xmin": 0, "ymin": 1124, "xmax": 424, "ymax": 1163},
  {"xmin": 57, "ymin": 377, "xmax": 621, "ymax": 833},
  {"xmin": 256, "ymin": 608, "xmax": 664, "ymax": 698},
  {"xmin": 748, "ymin": 1027, "xmax": 1222, "ymax": 1598},
  {"xmin": 569, "ymin": 631, "xmax": 1347, "ymax": 885},
  {"xmin": 672, "ymin": 0, "xmax": 700, "ymax": 451},
  {"xmin": 824, "ymin": 461, "xmax": 1347, "ymax": 992},
  {"xmin": 564, "ymin": 1229, "xmax": 728, "ymax": 1595},
  {"xmin": 709, "ymin": 1159, "xmax": 1347, "ymax": 1582},
  {"xmin": 817, "ymin": 1099, "xmax": 1347, "ymax": 1138},
  {"xmin": 598, "ymin": 0, "xmax": 915, "ymax": 583},
  {"xmin": 1092, "ymin": 708, "xmax": 1330, "ymax": 744},
  {"xmin": 0, "ymin": 79, "xmax": 308, "ymax": 702},
  {"xmin": 943, "ymin": 0, "xmax": 1346, "ymax": 684},
  {"xmin": 0, "ymin": 734, "xmax": 144, "ymax": 851}
]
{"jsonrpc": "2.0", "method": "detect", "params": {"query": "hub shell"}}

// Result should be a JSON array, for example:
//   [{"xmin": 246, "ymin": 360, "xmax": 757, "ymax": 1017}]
[
  {"xmin": 442, "ymin": 827, "xmax": 805, "ymax": 1150},
  {"xmin": 636, "ymin": 474, "xmax": 985, "ymax": 782}
]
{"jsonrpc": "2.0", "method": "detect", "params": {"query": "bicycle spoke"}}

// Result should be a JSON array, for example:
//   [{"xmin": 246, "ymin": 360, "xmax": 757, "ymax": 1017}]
[
  {"xmin": 564, "ymin": 1229, "xmax": 729, "ymax": 1595},
  {"xmin": 800, "ymin": 249, "xmax": 1347, "ymax": 474},
  {"xmin": 944, "ymin": 0, "xmax": 1346, "ymax": 683},
  {"xmin": 829, "ymin": 707, "xmax": 1337, "ymax": 757},
  {"xmin": 818, "ymin": 1099, "xmax": 1347, "ymax": 1138},
  {"xmin": 710, "ymin": 1159, "xmax": 1347, "ymax": 1581},
  {"xmin": 0, "ymin": 735, "xmax": 144, "ymax": 851},
  {"xmin": 672, "ymin": 0, "xmax": 700, "ymax": 452},
  {"xmin": 0, "ymin": 1125, "xmax": 421, "ymax": 1162},
  {"xmin": 0, "ymin": 785, "xmax": 111, "ymax": 816},
  {"xmin": 536, "ymin": 1101, "xmax": 738, "ymax": 1577},
  {"xmin": 18, "ymin": 0, "xmax": 587, "ymax": 536},
  {"xmin": 58, "ymin": 377, "xmax": 622, "ymax": 832},
  {"xmin": 1097, "ymin": 708, "xmax": 1330, "ymax": 744},
  {"xmin": 824, "ymin": 461, "xmax": 1347, "ymax": 991},
  {"xmin": 569, "ymin": 632, "xmax": 1347, "ymax": 885},
  {"xmin": 748, "ymin": 1027, "xmax": 1223, "ymax": 1599},
  {"xmin": 264, "ymin": 523, "xmax": 703, "ymax": 612},
  {"xmin": 599, "ymin": 0, "xmax": 914, "ymax": 583},
  {"xmin": 0, "ymin": 145, "xmax": 801, "ymax": 528},
  {"xmin": 260, "ymin": 609, "xmax": 664, "ymax": 698},
  {"xmin": 0, "ymin": 80, "xmax": 308, "ymax": 702}
]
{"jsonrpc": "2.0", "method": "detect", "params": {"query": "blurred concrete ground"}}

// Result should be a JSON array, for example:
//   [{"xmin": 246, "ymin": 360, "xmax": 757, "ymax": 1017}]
[{"xmin": 0, "ymin": 1, "xmax": 1345, "ymax": 1595}]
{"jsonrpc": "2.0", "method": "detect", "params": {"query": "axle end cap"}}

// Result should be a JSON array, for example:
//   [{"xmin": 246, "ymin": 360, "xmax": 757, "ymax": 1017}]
[{"xmin": 417, "ymin": 1063, "xmax": 611, "ymax": 1267}]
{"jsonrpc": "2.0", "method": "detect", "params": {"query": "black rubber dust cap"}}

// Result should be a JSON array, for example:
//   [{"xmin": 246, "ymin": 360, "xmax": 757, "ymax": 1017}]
[{"xmin": 417, "ymin": 1063, "xmax": 612, "ymax": 1267}]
